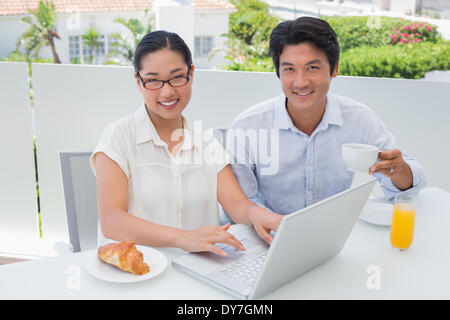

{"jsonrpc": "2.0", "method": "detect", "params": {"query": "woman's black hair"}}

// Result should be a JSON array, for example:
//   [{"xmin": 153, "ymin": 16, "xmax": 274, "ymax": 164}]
[
  {"xmin": 134, "ymin": 30, "xmax": 193, "ymax": 73},
  {"xmin": 269, "ymin": 17, "xmax": 340, "ymax": 77}
]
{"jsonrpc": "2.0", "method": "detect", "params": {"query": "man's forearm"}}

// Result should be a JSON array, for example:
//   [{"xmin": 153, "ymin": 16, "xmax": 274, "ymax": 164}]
[
  {"xmin": 391, "ymin": 164, "xmax": 414, "ymax": 191},
  {"xmin": 225, "ymin": 198, "xmax": 258, "ymax": 225}
]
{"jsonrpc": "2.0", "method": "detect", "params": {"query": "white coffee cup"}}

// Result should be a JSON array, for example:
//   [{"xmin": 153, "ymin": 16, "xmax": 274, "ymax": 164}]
[{"xmin": 341, "ymin": 143, "xmax": 379, "ymax": 173}]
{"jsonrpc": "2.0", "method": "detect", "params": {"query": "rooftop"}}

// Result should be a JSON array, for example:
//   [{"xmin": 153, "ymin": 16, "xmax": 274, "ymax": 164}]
[{"xmin": 0, "ymin": 0, "xmax": 235, "ymax": 16}]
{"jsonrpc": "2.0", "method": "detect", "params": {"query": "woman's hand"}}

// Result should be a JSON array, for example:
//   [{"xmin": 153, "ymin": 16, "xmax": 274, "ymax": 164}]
[
  {"xmin": 248, "ymin": 206, "xmax": 283, "ymax": 245},
  {"xmin": 176, "ymin": 223, "xmax": 246, "ymax": 256}
]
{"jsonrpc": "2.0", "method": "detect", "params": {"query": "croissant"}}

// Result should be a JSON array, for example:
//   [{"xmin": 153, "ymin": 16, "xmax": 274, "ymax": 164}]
[{"xmin": 97, "ymin": 241, "xmax": 150, "ymax": 275}]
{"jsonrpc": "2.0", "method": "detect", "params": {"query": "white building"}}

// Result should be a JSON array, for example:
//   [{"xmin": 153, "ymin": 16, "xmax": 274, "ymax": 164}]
[
  {"xmin": 0, "ymin": 0, "xmax": 235, "ymax": 69},
  {"xmin": 265, "ymin": 0, "xmax": 450, "ymax": 19}
]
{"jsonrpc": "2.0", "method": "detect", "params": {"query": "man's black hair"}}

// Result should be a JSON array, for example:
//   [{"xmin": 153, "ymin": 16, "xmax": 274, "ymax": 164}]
[
  {"xmin": 134, "ymin": 30, "xmax": 193, "ymax": 73},
  {"xmin": 269, "ymin": 17, "xmax": 340, "ymax": 77}
]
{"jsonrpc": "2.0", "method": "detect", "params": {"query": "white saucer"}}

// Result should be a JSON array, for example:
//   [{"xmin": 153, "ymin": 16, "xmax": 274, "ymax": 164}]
[
  {"xmin": 85, "ymin": 245, "xmax": 168, "ymax": 283},
  {"xmin": 359, "ymin": 196, "xmax": 394, "ymax": 226}
]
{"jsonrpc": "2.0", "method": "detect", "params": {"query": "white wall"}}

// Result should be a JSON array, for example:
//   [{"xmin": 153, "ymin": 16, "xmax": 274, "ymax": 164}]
[
  {"xmin": 8, "ymin": 63, "xmax": 446, "ymax": 242},
  {"xmin": 372, "ymin": 0, "xmax": 391, "ymax": 10},
  {"xmin": 194, "ymin": 11, "xmax": 229, "ymax": 69},
  {"xmin": 32, "ymin": 64, "xmax": 141, "ymax": 241},
  {"xmin": 390, "ymin": 0, "xmax": 420, "ymax": 15},
  {"xmin": 421, "ymin": 0, "xmax": 450, "ymax": 19},
  {"xmin": 154, "ymin": 0, "xmax": 195, "ymax": 55},
  {"xmin": 0, "ymin": 62, "xmax": 39, "ymax": 244},
  {"xmin": 0, "ymin": 16, "xmax": 28, "ymax": 58}
]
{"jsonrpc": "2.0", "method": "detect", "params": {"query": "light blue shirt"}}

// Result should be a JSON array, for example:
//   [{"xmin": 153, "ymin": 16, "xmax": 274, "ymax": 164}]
[{"xmin": 222, "ymin": 92, "xmax": 426, "ymax": 220}]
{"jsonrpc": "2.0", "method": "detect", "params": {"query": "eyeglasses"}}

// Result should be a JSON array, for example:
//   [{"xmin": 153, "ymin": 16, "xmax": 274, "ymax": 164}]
[{"xmin": 137, "ymin": 71, "xmax": 191, "ymax": 90}]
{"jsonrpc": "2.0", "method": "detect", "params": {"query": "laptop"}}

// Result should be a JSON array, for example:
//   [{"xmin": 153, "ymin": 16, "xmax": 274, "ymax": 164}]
[{"xmin": 172, "ymin": 178, "xmax": 376, "ymax": 299}]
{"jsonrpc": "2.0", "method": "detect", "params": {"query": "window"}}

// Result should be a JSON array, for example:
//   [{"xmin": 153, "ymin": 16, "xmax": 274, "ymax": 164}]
[
  {"xmin": 195, "ymin": 36, "xmax": 214, "ymax": 57},
  {"xmin": 107, "ymin": 34, "xmax": 116, "ymax": 51},
  {"xmin": 94, "ymin": 35, "xmax": 106, "ymax": 64},
  {"xmin": 69, "ymin": 34, "xmax": 108, "ymax": 64},
  {"xmin": 69, "ymin": 36, "xmax": 80, "ymax": 60},
  {"xmin": 95, "ymin": 35, "xmax": 105, "ymax": 56},
  {"xmin": 82, "ymin": 44, "xmax": 93, "ymax": 63}
]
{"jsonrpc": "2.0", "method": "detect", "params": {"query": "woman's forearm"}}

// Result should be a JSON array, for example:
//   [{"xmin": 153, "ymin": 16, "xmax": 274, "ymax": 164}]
[{"xmin": 100, "ymin": 209, "xmax": 181, "ymax": 248}]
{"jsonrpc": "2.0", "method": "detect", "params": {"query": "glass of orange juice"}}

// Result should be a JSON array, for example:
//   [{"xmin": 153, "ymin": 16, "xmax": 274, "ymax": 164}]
[{"xmin": 390, "ymin": 194, "xmax": 417, "ymax": 251}]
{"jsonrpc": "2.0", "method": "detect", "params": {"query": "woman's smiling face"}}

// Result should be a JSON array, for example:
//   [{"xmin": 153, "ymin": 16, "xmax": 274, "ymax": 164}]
[{"xmin": 136, "ymin": 48, "xmax": 194, "ymax": 121}]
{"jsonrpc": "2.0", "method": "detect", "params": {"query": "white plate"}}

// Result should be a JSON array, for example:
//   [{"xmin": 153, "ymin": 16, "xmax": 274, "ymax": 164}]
[
  {"xmin": 359, "ymin": 196, "xmax": 394, "ymax": 226},
  {"xmin": 85, "ymin": 245, "xmax": 168, "ymax": 283}
]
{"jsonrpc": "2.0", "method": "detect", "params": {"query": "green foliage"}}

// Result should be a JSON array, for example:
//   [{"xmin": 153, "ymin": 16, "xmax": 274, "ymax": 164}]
[
  {"xmin": 81, "ymin": 28, "xmax": 102, "ymax": 64},
  {"xmin": 322, "ymin": 16, "xmax": 440, "ymax": 50},
  {"xmin": 16, "ymin": 0, "xmax": 61, "ymax": 63},
  {"xmin": 323, "ymin": 16, "xmax": 402, "ymax": 51},
  {"xmin": 229, "ymin": 0, "xmax": 279, "ymax": 45},
  {"xmin": 226, "ymin": 55, "xmax": 274, "ymax": 72},
  {"xmin": 221, "ymin": 0, "xmax": 279, "ymax": 72},
  {"xmin": 107, "ymin": 10, "xmax": 154, "ymax": 65},
  {"xmin": 70, "ymin": 57, "xmax": 81, "ymax": 64},
  {"xmin": 0, "ymin": 50, "xmax": 53, "ymax": 63},
  {"xmin": 327, "ymin": 16, "xmax": 448, "ymax": 79},
  {"xmin": 224, "ymin": 13, "xmax": 449, "ymax": 78},
  {"xmin": 339, "ymin": 40, "xmax": 450, "ymax": 79}
]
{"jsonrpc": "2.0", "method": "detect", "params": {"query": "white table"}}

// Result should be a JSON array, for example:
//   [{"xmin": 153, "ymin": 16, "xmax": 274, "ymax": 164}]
[{"xmin": 1, "ymin": 187, "xmax": 449, "ymax": 299}]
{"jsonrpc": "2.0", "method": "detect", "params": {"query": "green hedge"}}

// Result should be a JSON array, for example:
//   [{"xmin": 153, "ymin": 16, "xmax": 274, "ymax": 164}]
[
  {"xmin": 223, "ymin": 15, "xmax": 449, "ymax": 78},
  {"xmin": 323, "ymin": 16, "xmax": 439, "ymax": 51},
  {"xmin": 339, "ymin": 40, "xmax": 450, "ymax": 79},
  {"xmin": 225, "ymin": 56, "xmax": 274, "ymax": 72}
]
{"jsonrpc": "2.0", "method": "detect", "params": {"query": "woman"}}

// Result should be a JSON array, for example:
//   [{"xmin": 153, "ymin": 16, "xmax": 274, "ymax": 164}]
[{"xmin": 90, "ymin": 31, "xmax": 282, "ymax": 256}]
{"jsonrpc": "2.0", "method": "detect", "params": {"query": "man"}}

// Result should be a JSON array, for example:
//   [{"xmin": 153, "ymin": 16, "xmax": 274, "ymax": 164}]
[{"xmin": 222, "ymin": 17, "xmax": 426, "ymax": 228}]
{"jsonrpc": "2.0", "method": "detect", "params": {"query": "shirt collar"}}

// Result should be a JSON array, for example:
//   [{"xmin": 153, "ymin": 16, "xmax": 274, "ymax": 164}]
[
  {"xmin": 273, "ymin": 92, "xmax": 343, "ymax": 131},
  {"xmin": 134, "ymin": 104, "xmax": 199, "ymax": 150},
  {"xmin": 321, "ymin": 93, "xmax": 343, "ymax": 127},
  {"xmin": 273, "ymin": 93, "xmax": 293, "ymax": 130}
]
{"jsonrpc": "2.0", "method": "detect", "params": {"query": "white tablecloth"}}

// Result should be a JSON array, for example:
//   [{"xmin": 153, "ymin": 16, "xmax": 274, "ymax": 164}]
[{"xmin": 1, "ymin": 187, "xmax": 449, "ymax": 299}]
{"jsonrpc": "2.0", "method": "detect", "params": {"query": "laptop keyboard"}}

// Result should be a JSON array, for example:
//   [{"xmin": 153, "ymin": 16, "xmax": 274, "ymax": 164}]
[{"xmin": 221, "ymin": 253, "xmax": 267, "ymax": 287}]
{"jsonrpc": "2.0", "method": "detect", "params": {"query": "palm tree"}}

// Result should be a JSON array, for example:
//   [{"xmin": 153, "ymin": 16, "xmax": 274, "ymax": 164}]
[
  {"xmin": 81, "ymin": 28, "xmax": 102, "ymax": 64},
  {"xmin": 107, "ymin": 10, "xmax": 154, "ymax": 64},
  {"xmin": 16, "ymin": 0, "xmax": 61, "ymax": 63}
]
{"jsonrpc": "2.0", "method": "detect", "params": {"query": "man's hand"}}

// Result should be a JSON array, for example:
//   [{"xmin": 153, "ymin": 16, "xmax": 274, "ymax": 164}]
[
  {"xmin": 369, "ymin": 149, "xmax": 413, "ymax": 191},
  {"xmin": 248, "ymin": 206, "xmax": 283, "ymax": 245}
]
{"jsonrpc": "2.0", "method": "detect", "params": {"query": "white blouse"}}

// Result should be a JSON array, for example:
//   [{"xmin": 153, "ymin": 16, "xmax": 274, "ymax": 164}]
[{"xmin": 90, "ymin": 104, "xmax": 230, "ymax": 246}]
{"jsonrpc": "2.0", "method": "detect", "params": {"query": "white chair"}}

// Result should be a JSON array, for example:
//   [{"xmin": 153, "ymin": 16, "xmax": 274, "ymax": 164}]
[
  {"xmin": 59, "ymin": 150, "xmax": 97, "ymax": 253},
  {"xmin": 56, "ymin": 128, "xmax": 230, "ymax": 253}
]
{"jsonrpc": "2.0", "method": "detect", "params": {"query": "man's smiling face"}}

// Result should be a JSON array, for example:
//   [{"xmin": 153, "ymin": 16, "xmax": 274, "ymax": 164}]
[{"xmin": 279, "ymin": 41, "xmax": 338, "ymax": 114}]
